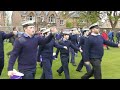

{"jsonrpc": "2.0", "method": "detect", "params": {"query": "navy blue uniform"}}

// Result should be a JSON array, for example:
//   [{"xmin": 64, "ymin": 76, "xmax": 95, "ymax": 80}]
[
  {"xmin": 40, "ymin": 38, "xmax": 65, "ymax": 79},
  {"xmin": 56, "ymin": 39, "xmax": 80, "ymax": 79},
  {"xmin": 69, "ymin": 34, "xmax": 78, "ymax": 65},
  {"xmin": 8, "ymin": 33, "xmax": 54, "ymax": 79},
  {"xmin": 81, "ymin": 34, "xmax": 118, "ymax": 79},
  {"xmin": 37, "ymin": 44, "xmax": 43, "ymax": 68},
  {"xmin": 0, "ymin": 31, "xmax": 14, "ymax": 75},
  {"xmin": 7, "ymin": 32, "xmax": 24, "ymax": 57},
  {"xmin": 76, "ymin": 36, "xmax": 91, "ymax": 73}
]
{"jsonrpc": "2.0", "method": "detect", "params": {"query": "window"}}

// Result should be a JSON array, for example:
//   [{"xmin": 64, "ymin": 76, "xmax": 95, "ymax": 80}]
[
  {"xmin": 27, "ymin": 16, "xmax": 35, "ymax": 21},
  {"xmin": 29, "ymin": 16, "xmax": 32, "ymax": 20},
  {"xmin": 49, "ymin": 14, "xmax": 55, "ymax": 23},
  {"xmin": 60, "ymin": 20, "xmax": 64, "ymax": 25}
]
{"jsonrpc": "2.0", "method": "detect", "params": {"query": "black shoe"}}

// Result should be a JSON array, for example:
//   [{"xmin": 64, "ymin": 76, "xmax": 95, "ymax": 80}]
[
  {"xmin": 81, "ymin": 73, "xmax": 91, "ymax": 79},
  {"xmin": 81, "ymin": 75, "xmax": 89, "ymax": 79},
  {"xmin": 81, "ymin": 76, "xmax": 86, "ymax": 79},
  {"xmin": 57, "ymin": 70, "xmax": 62, "ymax": 76},
  {"xmin": 76, "ymin": 69, "xmax": 82, "ymax": 72}
]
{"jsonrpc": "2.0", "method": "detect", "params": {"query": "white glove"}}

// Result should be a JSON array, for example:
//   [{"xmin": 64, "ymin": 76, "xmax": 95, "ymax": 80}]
[
  {"xmin": 63, "ymin": 46, "xmax": 68, "ymax": 50},
  {"xmin": 79, "ymin": 47, "xmax": 83, "ymax": 52}
]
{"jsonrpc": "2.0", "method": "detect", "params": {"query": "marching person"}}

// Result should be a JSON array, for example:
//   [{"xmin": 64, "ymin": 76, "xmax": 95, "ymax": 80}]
[
  {"xmin": 76, "ymin": 30, "xmax": 91, "ymax": 73},
  {"xmin": 0, "ymin": 29, "xmax": 17, "ymax": 76},
  {"xmin": 39, "ymin": 28, "xmax": 67, "ymax": 79},
  {"xmin": 7, "ymin": 20, "xmax": 58, "ymax": 79},
  {"xmin": 81, "ymin": 23, "xmax": 120, "ymax": 79},
  {"xmin": 56, "ymin": 30, "xmax": 82, "ymax": 79},
  {"xmin": 69, "ymin": 29, "xmax": 79, "ymax": 66}
]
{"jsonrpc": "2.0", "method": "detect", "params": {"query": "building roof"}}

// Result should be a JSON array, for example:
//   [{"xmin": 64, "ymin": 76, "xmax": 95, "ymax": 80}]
[
  {"xmin": 44, "ymin": 11, "xmax": 49, "ymax": 16},
  {"xmin": 35, "ymin": 11, "xmax": 41, "ymax": 16},
  {"xmin": 20, "ymin": 11, "xmax": 59, "ymax": 16},
  {"xmin": 69, "ymin": 12, "xmax": 80, "ymax": 18}
]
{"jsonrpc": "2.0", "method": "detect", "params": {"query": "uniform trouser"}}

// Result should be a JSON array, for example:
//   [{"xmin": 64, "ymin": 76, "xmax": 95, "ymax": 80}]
[
  {"xmin": 19, "ymin": 68, "xmax": 36, "ymax": 79},
  {"xmin": 81, "ymin": 58, "xmax": 101, "ymax": 79},
  {"xmin": 0, "ymin": 58, "xmax": 4, "ymax": 76},
  {"xmin": 57, "ymin": 56, "xmax": 70, "ymax": 79},
  {"xmin": 77, "ymin": 59, "xmax": 91, "ymax": 73},
  {"xmin": 40, "ymin": 58, "xmax": 53, "ymax": 79},
  {"xmin": 69, "ymin": 48, "xmax": 75, "ymax": 64}
]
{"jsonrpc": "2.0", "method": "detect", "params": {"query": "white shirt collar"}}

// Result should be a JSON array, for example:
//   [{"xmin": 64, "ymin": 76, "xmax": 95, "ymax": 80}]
[{"xmin": 91, "ymin": 33, "xmax": 100, "ymax": 36}]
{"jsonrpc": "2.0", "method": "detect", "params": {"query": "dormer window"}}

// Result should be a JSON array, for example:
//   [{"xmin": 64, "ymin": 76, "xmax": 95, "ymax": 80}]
[
  {"xmin": 27, "ymin": 12, "xmax": 35, "ymax": 21},
  {"xmin": 30, "ymin": 16, "xmax": 33, "ymax": 20},
  {"xmin": 49, "ymin": 14, "xmax": 55, "ymax": 23},
  {"xmin": 28, "ymin": 16, "xmax": 35, "ymax": 21},
  {"xmin": 60, "ymin": 20, "xmax": 64, "ymax": 25}
]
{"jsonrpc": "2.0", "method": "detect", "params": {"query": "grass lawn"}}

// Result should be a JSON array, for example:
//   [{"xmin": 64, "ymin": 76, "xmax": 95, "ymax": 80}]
[{"xmin": 1, "ymin": 42, "xmax": 120, "ymax": 79}]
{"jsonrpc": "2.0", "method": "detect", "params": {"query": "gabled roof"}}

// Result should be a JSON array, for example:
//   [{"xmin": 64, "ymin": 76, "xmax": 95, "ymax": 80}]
[
  {"xmin": 70, "ymin": 12, "xmax": 80, "ymax": 18},
  {"xmin": 44, "ymin": 11, "xmax": 59, "ymax": 16},
  {"xmin": 19, "ymin": 11, "xmax": 59, "ymax": 17},
  {"xmin": 20, "ymin": 11, "xmax": 37, "ymax": 16},
  {"xmin": 44, "ymin": 11, "xmax": 49, "ymax": 16},
  {"xmin": 35, "ymin": 11, "xmax": 41, "ymax": 16}
]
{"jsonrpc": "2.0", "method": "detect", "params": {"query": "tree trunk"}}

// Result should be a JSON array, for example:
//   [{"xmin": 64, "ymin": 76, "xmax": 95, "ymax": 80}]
[{"xmin": 107, "ymin": 11, "xmax": 120, "ymax": 30}]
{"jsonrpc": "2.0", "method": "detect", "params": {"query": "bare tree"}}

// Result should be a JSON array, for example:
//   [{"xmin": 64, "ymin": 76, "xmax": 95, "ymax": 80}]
[
  {"xmin": 107, "ymin": 11, "xmax": 120, "ymax": 30},
  {"xmin": 78, "ymin": 11, "xmax": 101, "ymax": 28}
]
